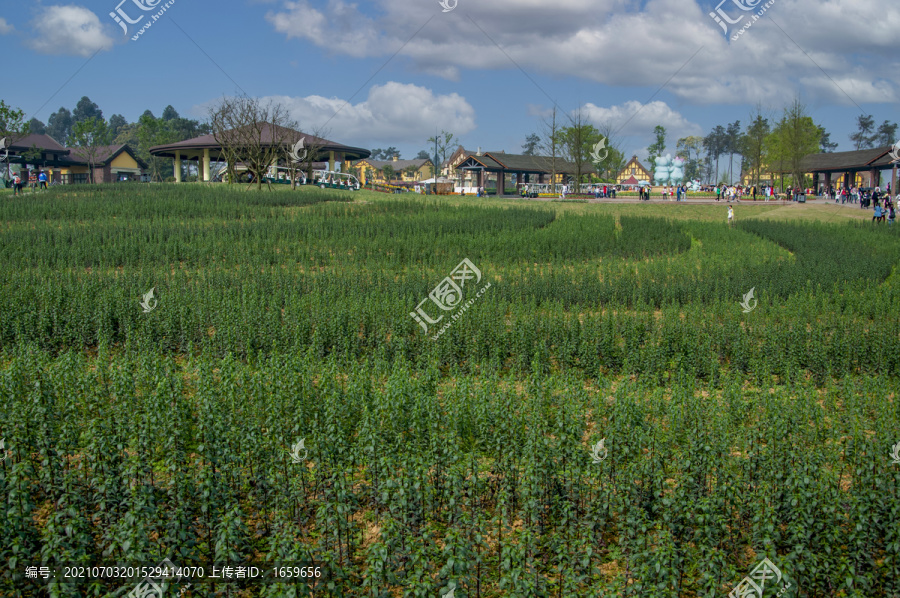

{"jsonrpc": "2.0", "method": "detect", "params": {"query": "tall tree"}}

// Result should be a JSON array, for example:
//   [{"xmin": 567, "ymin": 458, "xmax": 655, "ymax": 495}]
[
  {"xmin": 819, "ymin": 129, "xmax": 838, "ymax": 152},
  {"xmin": 703, "ymin": 125, "xmax": 727, "ymax": 183},
  {"xmin": 675, "ymin": 136, "xmax": 704, "ymax": 181},
  {"xmin": 560, "ymin": 110, "xmax": 601, "ymax": 187},
  {"xmin": 113, "ymin": 122, "xmax": 139, "ymax": 148},
  {"xmin": 108, "ymin": 114, "xmax": 127, "ymax": 140},
  {"xmin": 427, "ymin": 132, "xmax": 454, "ymax": 177},
  {"xmin": 538, "ymin": 108, "xmax": 562, "ymax": 188},
  {"xmin": 595, "ymin": 121, "xmax": 627, "ymax": 182},
  {"xmin": 647, "ymin": 125, "xmax": 667, "ymax": 183},
  {"xmin": 71, "ymin": 117, "xmax": 111, "ymax": 183},
  {"xmin": 136, "ymin": 113, "xmax": 177, "ymax": 181},
  {"xmin": 208, "ymin": 95, "xmax": 298, "ymax": 190},
  {"xmin": 521, "ymin": 133, "xmax": 541, "ymax": 156},
  {"xmin": 27, "ymin": 118, "xmax": 46, "ymax": 135},
  {"xmin": 0, "ymin": 101, "xmax": 29, "ymax": 142},
  {"xmin": 742, "ymin": 107, "xmax": 770, "ymax": 187},
  {"xmin": 849, "ymin": 114, "xmax": 876, "ymax": 150},
  {"xmin": 726, "ymin": 120, "xmax": 742, "ymax": 183},
  {"xmin": 765, "ymin": 99, "xmax": 822, "ymax": 189},
  {"xmin": 161, "ymin": 105, "xmax": 180, "ymax": 121},
  {"xmin": 416, "ymin": 150, "xmax": 431, "ymax": 160},
  {"xmin": 46, "ymin": 107, "xmax": 74, "ymax": 145},
  {"xmin": 0, "ymin": 101, "xmax": 29, "ymax": 178},
  {"xmin": 73, "ymin": 96, "xmax": 103, "ymax": 125},
  {"xmin": 875, "ymin": 120, "xmax": 898, "ymax": 147}
]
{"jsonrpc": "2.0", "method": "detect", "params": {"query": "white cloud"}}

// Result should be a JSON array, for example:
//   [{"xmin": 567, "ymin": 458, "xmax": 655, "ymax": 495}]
[
  {"xmin": 582, "ymin": 101, "xmax": 703, "ymax": 139},
  {"xmin": 265, "ymin": 0, "xmax": 379, "ymax": 58},
  {"xmin": 198, "ymin": 82, "xmax": 476, "ymax": 147},
  {"xmin": 28, "ymin": 5, "xmax": 114, "ymax": 57},
  {"xmin": 263, "ymin": 0, "xmax": 898, "ymax": 106},
  {"xmin": 0, "ymin": 18, "xmax": 13, "ymax": 35}
]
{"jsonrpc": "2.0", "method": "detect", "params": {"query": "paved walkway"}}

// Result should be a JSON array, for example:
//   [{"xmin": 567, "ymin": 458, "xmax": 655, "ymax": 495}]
[{"xmin": 521, "ymin": 195, "xmax": 881, "ymax": 209}]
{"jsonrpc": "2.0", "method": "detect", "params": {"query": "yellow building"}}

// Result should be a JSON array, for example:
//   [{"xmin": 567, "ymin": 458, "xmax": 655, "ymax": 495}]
[
  {"xmin": 5, "ymin": 134, "xmax": 147, "ymax": 183},
  {"xmin": 616, "ymin": 156, "xmax": 651, "ymax": 185},
  {"xmin": 354, "ymin": 156, "xmax": 433, "ymax": 185},
  {"xmin": 58, "ymin": 145, "xmax": 148, "ymax": 183}
]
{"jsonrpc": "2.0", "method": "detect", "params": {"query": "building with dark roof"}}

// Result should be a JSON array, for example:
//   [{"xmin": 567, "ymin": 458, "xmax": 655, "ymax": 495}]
[
  {"xmin": 149, "ymin": 124, "xmax": 370, "ymax": 182},
  {"xmin": 767, "ymin": 146, "xmax": 897, "ymax": 191},
  {"xmin": 2, "ymin": 134, "xmax": 147, "ymax": 184},
  {"xmin": 454, "ymin": 151, "xmax": 596, "ymax": 192}
]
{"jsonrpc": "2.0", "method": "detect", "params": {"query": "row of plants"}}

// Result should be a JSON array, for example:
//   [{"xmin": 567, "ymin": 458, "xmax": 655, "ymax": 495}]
[
  {"xmin": 1, "ymin": 349, "xmax": 898, "ymax": 596},
  {"xmin": 2, "ymin": 185, "xmax": 900, "ymax": 596}
]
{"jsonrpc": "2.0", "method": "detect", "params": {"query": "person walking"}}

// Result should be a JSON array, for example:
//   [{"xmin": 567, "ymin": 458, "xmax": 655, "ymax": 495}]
[
  {"xmin": 715, "ymin": 185, "xmax": 721, "ymax": 201},
  {"xmin": 889, "ymin": 201, "xmax": 896, "ymax": 226},
  {"xmin": 873, "ymin": 203, "xmax": 882, "ymax": 223},
  {"xmin": 12, "ymin": 173, "xmax": 22, "ymax": 196},
  {"xmin": 727, "ymin": 206, "xmax": 734, "ymax": 225},
  {"xmin": 38, "ymin": 171, "xmax": 48, "ymax": 191}
]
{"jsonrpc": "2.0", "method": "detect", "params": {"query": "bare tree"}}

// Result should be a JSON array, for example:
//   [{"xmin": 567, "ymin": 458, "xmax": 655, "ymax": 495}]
[
  {"xmin": 427, "ymin": 130, "xmax": 455, "ymax": 177},
  {"xmin": 71, "ymin": 117, "xmax": 111, "ymax": 183},
  {"xmin": 596, "ymin": 121, "xmax": 627, "ymax": 182},
  {"xmin": 298, "ymin": 125, "xmax": 330, "ymax": 187},
  {"xmin": 538, "ymin": 107, "xmax": 562, "ymax": 188},
  {"xmin": 208, "ymin": 96, "xmax": 298, "ymax": 191}
]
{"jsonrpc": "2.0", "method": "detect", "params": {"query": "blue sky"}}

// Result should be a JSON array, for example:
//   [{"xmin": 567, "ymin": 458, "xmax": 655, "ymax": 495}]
[{"xmin": 0, "ymin": 0, "xmax": 897, "ymax": 169}]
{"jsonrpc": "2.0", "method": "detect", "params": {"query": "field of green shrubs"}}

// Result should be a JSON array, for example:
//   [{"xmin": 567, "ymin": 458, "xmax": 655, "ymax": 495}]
[{"xmin": 1, "ymin": 184, "xmax": 899, "ymax": 597}]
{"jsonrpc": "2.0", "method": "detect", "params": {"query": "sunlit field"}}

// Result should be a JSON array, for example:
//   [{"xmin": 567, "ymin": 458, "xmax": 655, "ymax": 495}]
[{"xmin": 1, "ymin": 184, "xmax": 899, "ymax": 597}]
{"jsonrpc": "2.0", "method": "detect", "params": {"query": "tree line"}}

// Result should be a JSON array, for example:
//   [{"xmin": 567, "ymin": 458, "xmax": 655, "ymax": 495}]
[
  {"xmin": 520, "ymin": 99, "xmax": 897, "ymax": 189},
  {"xmin": 1, "ymin": 96, "xmax": 209, "ymax": 182}
]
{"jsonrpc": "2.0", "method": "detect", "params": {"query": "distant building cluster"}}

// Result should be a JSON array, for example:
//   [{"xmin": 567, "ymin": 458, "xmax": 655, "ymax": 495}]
[
  {"xmin": 3, "ymin": 134, "xmax": 147, "ymax": 184},
  {"xmin": 4, "ymin": 127, "xmax": 896, "ymax": 194}
]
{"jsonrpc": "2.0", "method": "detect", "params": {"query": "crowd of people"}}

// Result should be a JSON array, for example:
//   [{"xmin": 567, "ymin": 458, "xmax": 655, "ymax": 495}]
[
  {"xmin": 8, "ymin": 171, "xmax": 49, "ymax": 196},
  {"xmin": 821, "ymin": 183, "xmax": 895, "ymax": 210},
  {"xmin": 713, "ymin": 184, "xmax": 777, "ymax": 202}
]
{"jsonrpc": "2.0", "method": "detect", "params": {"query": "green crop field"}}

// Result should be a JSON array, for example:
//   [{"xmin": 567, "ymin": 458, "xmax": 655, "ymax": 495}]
[{"xmin": 1, "ymin": 184, "xmax": 899, "ymax": 597}]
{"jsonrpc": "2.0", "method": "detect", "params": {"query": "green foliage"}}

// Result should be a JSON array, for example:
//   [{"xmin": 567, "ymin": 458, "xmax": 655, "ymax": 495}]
[
  {"xmin": 765, "ymin": 100, "xmax": 823, "ymax": 188},
  {"xmin": 1, "ymin": 187, "xmax": 899, "ymax": 596},
  {"xmin": 0, "ymin": 100, "xmax": 29, "ymax": 143}
]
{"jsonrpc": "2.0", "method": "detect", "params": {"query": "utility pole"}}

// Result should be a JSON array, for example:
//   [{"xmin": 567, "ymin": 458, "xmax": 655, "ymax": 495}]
[{"xmin": 434, "ymin": 129, "xmax": 439, "ymax": 180}]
